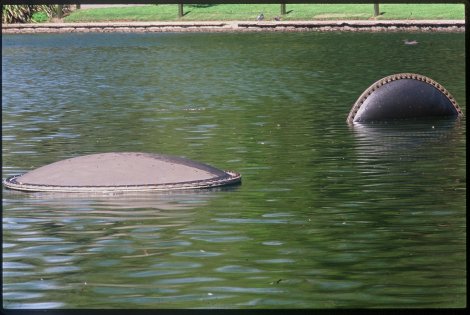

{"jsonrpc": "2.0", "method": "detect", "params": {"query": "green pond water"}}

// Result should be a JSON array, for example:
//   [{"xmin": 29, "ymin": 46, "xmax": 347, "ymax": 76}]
[{"xmin": 2, "ymin": 31, "xmax": 466, "ymax": 309}]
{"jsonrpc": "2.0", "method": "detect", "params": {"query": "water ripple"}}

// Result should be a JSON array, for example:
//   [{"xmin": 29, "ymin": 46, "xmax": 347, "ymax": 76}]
[
  {"xmin": 212, "ymin": 218, "xmax": 289, "ymax": 224},
  {"xmin": 171, "ymin": 251, "xmax": 223, "ymax": 258},
  {"xmin": 3, "ymin": 262, "xmax": 36, "ymax": 269},
  {"xmin": 3, "ymin": 302, "xmax": 65, "ymax": 309},
  {"xmin": 215, "ymin": 265, "xmax": 263, "ymax": 274},
  {"xmin": 155, "ymin": 277, "xmax": 224, "ymax": 285},
  {"xmin": 200, "ymin": 286, "xmax": 284, "ymax": 294},
  {"xmin": 190, "ymin": 236, "xmax": 251, "ymax": 243}
]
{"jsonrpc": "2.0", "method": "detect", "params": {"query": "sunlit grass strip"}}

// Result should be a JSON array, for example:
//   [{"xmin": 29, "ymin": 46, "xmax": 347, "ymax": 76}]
[{"xmin": 64, "ymin": 4, "xmax": 464, "ymax": 23}]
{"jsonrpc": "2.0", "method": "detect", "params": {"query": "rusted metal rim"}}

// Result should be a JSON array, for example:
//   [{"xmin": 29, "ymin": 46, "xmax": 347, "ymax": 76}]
[
  {"xmin": 3, "ymin": 171, "xmax": 241, "ymax": 193},
  {"xmin": 347, "ymin": 73, "xmax": 463, "ymax": 124}
]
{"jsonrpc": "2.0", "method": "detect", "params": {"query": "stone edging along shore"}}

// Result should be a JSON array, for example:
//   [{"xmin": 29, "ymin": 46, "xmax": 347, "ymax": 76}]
[{"xmin": 2, "ymin": 20, "xmax": 465, "ymax": 33}]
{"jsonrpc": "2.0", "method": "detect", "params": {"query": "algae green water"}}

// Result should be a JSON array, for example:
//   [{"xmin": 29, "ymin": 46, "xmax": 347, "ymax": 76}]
[{"xmin": 2, "ymin": 32, "xmax": 465, "ymax": 308}]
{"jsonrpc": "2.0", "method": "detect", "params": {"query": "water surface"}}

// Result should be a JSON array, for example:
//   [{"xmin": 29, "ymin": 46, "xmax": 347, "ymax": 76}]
[{"xmin": 2, "ymin": 31, "xmax": 466, "ymax": 308}]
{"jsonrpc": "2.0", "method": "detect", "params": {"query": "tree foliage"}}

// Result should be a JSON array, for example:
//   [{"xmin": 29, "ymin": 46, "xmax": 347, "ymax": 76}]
[{"xmin": 2, "ymin": 5, "xmax": 69, "ymax": 23}]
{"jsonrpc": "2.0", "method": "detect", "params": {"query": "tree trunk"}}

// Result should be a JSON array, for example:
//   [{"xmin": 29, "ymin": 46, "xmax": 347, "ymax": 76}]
[
  {"xmin": 178, "ymin": 4, "xmax": 183, "ymax": 18},
  {"xmin": 374, "ymin": 3, "xmax": 380, "ymax": 17},
  {"xmin": 57, "ymin": 5, "xmax": 63, "ymax": 19},
  {"xmin": 281, "ymin": 3, "xmax": 286, "ymax": 15}
]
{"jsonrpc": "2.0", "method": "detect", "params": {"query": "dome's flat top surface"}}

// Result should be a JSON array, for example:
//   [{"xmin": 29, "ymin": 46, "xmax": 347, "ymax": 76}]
[{"xmin": 13, "ymin": 152, "xmax": 230, "ymax": 187}]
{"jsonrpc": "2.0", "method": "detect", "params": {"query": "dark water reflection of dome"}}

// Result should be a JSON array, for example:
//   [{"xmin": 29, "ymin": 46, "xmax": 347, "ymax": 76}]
[
  {"xmin": 3, "ymin": 186, "xmax": 236, "ymax": 212},
  {"xmin": 351, "ymin": 118, "xmax": 463, "ymax": 164},
  {"xmin": 349, "ymin": 117, "xmax": 465, "ymax": 208}
]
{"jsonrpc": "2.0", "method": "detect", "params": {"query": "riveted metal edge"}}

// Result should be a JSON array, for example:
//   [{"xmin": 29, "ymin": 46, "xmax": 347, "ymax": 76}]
[{"xmin": 3, "ymin": 171, "xmax": 241, "ymax": 193}]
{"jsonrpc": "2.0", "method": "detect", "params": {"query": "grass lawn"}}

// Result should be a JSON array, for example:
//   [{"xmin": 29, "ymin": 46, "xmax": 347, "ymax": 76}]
[{"xmin": 63, "ymin": 3, "xmax": 465, "ymax": 22}]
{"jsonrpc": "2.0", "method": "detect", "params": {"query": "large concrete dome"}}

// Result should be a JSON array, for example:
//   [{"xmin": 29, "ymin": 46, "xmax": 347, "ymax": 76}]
[{"xmin": 3, "ymin": 152, "xmax": 241, "ymax": 193}]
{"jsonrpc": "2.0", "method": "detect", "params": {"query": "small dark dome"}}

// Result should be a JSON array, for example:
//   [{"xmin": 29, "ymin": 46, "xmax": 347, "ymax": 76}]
[{"xmin": 347, "ymin": 73, "xmax": 463, "ymax": 124}]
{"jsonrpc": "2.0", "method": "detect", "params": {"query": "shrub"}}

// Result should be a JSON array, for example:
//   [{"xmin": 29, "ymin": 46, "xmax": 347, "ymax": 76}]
[{"xmin": 31, "ymin": 11, "xmax": 49, "ymax": 23}]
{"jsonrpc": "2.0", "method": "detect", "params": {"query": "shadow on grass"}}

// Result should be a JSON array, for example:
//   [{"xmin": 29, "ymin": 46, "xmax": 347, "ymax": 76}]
[{"xmin": 188, "ymin": 4, "xmax": 218, "ymax": 8}]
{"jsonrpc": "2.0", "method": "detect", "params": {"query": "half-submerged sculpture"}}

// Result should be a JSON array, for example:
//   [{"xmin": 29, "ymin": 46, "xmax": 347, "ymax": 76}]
[
  {"xmin": 3, "ymin": 152, "xmax": 241, "ymax": 193},
  {"xmin": 347, "ymin": 73, "xmax": 463, "ymax": 124}
]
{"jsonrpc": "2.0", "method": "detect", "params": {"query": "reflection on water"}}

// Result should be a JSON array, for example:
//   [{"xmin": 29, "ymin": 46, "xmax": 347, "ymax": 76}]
[
  {"xmin": 2, "ymin": 32, "xmax": 466, "ymax": 308},
  {"xmin": 3, "ymin": 190, "xmax": 224, "ymax": 309},
  {"xmin": 352, "ymin": 118, "xmax": 463, "ymax": 161}
]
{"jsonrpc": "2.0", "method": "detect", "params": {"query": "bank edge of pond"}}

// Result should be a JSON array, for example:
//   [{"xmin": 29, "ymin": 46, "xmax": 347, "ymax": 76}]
[{"xmin": 2, "ymin": 20, "xmax": 465, "ymax": 34}]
